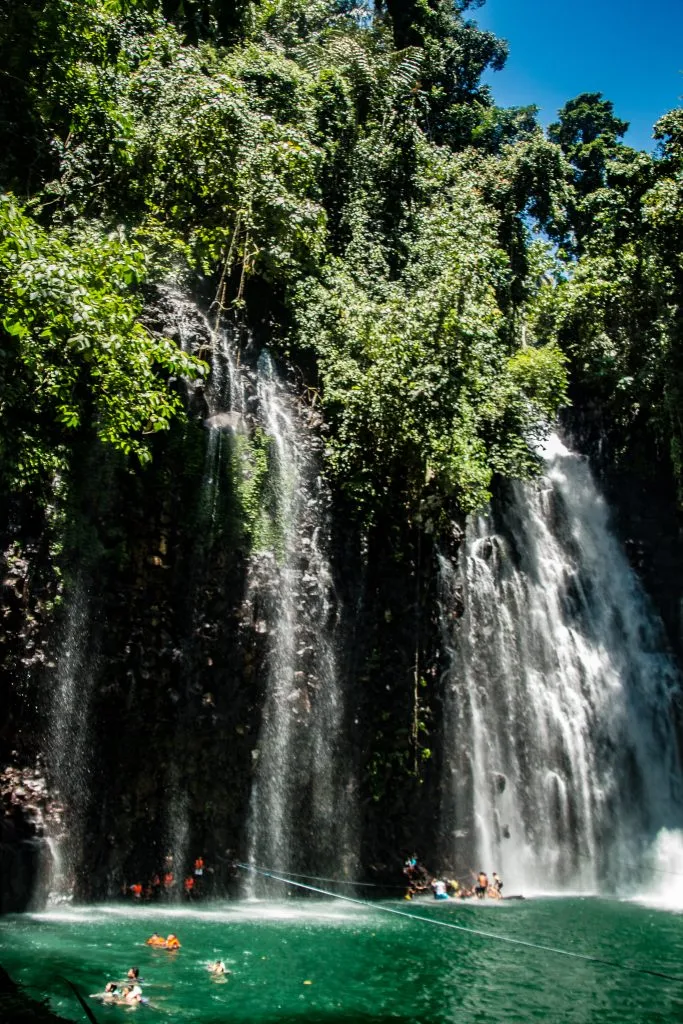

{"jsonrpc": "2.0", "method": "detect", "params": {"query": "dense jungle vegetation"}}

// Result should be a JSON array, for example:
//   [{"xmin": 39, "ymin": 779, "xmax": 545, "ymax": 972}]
[{"xmin": 0, "ymin": 0, "xmax": 681, "ymax": 535}]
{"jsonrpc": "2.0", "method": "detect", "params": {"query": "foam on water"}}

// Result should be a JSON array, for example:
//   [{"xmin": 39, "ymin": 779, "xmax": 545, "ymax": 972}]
[
  {"xmin": 28, "ymin": 910, "xmax": 106, "ymax": 924},
  {"xmin": 36, "ymin": 899, "xmax": 374, "ymax": 927}
]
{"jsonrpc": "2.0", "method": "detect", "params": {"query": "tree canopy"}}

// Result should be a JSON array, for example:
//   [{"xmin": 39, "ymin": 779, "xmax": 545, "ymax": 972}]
[{"xmin": 1, "ymin": 0, "xmax": 680, "ymax": 524}]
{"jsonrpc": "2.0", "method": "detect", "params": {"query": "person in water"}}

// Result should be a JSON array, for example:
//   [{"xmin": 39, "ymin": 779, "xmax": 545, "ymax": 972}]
[
  {"xmin": 209, "ymin": 960, "xmax": 230, "ymax": 975},
  {"xmin": 491, "ymin": 872, "xmax": 503, "ymax": 898},
  {"xmin": 119, "ymin": 985, "xmax": 143, "ymax": 1004},
  {"xmin": 127, "ymin": 968, "xmax": 140, "ymax": 981},
  {"xmin": 145, "ymin": 932, "xmax": 166, "ymax": 947},
  {"xmin": 102, "ymin": 982, "xmax": 141, "ymax": 1005},
  {"xmin": 165, "ymin": 934, "xmax": 181, "ymax": 949}
]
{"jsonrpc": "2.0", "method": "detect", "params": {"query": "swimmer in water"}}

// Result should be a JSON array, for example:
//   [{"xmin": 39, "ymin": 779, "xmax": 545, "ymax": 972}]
[
  {"xmin": 209, "ymin": 960, "xmax": 230, "ymax": 975},
  {"xmin": 120, "ymin": 985, "xmax": 143, "ymax": 1004}
]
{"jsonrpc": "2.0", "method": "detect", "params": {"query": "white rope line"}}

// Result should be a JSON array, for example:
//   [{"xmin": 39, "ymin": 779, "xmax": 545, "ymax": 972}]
[{"xmin": 237, "ymin": 862, "xmax": 683, "ymax": 983}]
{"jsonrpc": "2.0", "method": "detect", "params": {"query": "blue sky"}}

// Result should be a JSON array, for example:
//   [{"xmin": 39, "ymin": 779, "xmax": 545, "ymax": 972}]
[{"xmin": 472, "ymin": 0, "xmax": 683, "ymax": 152}]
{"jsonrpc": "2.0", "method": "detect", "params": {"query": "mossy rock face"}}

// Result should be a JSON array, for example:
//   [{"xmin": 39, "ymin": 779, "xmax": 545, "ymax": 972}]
[{"xmin": 0, "ymin": 965, "xmax": 72, "ymax": 1024}]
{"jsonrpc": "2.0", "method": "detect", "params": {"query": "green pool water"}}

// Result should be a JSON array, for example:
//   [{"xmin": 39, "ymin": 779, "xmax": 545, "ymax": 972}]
[{"xmin": 1, "ymin": 896, "xmax": 682, "ymax": 1023}]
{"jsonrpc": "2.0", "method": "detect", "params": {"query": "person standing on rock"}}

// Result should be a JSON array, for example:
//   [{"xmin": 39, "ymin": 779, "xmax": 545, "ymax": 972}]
[{"xmin": 475, "ymin": 871, "xmax": 488, "ymax": 898}]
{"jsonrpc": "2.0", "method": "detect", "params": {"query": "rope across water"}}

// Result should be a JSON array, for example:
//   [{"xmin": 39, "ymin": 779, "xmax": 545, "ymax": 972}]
[{"xmin": 237, "ymin": 862, "xmax": 683, "ymax": 984}]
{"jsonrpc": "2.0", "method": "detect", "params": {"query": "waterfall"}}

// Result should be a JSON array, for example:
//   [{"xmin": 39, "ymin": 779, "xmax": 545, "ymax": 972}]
[
  {"xmin": 159, "ymin": 290, "xmax": 356, "ymax": 892},
  {"xmin": 245, "ymin": 352, "xmax": 356, "ymax": 889},
  {"xmin": 163, "ymin": 779, "xmax": 189, "ymax": 900},
  {"xmin": 438, "ymin": 434, "xmax": 683, "ymax": 894},
  {"xmin": 45, "ymin": 575, "xmax": 94, "ymax": 900},
  {"xmin": 150, "ymin": 291, "xmax": 251, "ymax": 889}
]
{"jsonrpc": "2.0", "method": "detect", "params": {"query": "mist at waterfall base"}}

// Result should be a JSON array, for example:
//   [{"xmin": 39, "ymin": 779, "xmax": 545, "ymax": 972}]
[
  {"xmin": 438, "ymin": 434, "xmax": 683, "ymax": 900},
  {"xmin": 2, "ymin": 896, "xmax": 683, "ymax": 1023}
]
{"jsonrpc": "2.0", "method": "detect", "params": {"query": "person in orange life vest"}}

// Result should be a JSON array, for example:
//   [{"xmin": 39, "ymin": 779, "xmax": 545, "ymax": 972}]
[
  {"xmin": 145, "ymin": 933, "xmax": 166, "ymax": 947},
  {"xmin": 184, "ymin": 876, "xmax": 195, "ymax": 896},
  {"xmin": 194, "ymin": 857, "xmax": 204, "ymax": 877},
  {"xmin": 163, "ymin": 871, "xmax": 174, "ymax": 889},
  {"xmin": 165, "ymin": 934, "xmax": 181, "ymax": 949},
  {"xmin": 129, "ymin": 883, "xmax": 142, "ymax": 899}
]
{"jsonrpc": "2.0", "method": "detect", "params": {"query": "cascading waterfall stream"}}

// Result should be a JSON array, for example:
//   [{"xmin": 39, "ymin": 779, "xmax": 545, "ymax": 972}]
[
  {"xmin": 45, "ymin": 574, "xmax": 94, "ymax": 900},
  {"xmin": 161, "ymin": 290, "xmax": 356, "ymax": 893},
  {"xmin": 438, "ymin": 434, "xmax": 683, "ymax": 895},
  {"xmin": 245, "ymin": 352, "xmax": 356, "ymax": 891},
  {"xmin": 152, "ymin": 292, "xmax": 250, "ymax": 884}
]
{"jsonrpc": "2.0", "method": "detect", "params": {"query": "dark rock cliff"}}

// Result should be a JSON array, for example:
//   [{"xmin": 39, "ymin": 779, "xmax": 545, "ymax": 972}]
[
  {"xmin": 3, "ymin": 381, "xmax": 683, "ymax": 914},
  {"xmin": 564, "ymin": 405, "xmax": 683, "ymax": 662},
  {"xmin": 0, "ymin": 416, "xmax": 453, "ymax": 909}
]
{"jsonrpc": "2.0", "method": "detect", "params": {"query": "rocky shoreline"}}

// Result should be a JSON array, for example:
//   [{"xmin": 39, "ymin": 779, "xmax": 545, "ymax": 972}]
[{"xmin": 0, "ymin": 965, "xmax": 72, "ymax": 1024}]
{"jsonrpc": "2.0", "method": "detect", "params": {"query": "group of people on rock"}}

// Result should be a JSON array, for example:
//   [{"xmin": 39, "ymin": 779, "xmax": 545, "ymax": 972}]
[
  {"xmin": 403, "ymin": 855, "xmax": 503, "ymax": 901},
  {"xmin": 125, "ymin": 854, "xmax": 208, "ymax": 902}
]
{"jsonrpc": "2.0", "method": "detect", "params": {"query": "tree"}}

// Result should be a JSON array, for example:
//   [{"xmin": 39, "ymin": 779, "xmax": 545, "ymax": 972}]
[
  {"xmin": 380, "ymin": 0, "xmax": 507, "ymax": 147},
  {"xmin": 0, "ymin": 197, "xmax": 206, "ymax": 497},
  {"xmin": 548, "ymin": 92, "xmax": 634, "ymax": 247}
]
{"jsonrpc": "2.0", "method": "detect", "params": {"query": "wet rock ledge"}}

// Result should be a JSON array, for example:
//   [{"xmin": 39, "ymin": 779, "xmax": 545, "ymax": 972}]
[{"xmin": 0, "ymin": 965, "xmax": 71, "ymax": 1024}]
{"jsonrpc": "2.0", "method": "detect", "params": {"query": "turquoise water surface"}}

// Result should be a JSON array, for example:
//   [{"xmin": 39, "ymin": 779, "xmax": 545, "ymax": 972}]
[{"xmin": 1, "ymin": 897, "xmax": 682, "ymax": 1023}]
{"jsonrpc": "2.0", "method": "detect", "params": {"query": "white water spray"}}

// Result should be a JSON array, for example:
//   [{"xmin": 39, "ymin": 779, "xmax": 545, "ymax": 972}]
[
  {"xmin": 245, "ymin": 351, "xmax": 356, "ymax": 889},
  {"xmin": 634, "ymin": 827, "xmax": 683, "ymax": 910}
]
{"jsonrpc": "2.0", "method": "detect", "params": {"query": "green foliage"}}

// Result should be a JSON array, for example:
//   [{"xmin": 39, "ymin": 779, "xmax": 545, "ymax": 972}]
[
  {"xmin": 0, "ymin": 0, "xmax": 573, "ymax": 526},
  {"xmin": 0, "ymin": 196, "xmax": 206, "ymax": 494},
  {"xmin": 230, "ymin": 427, "xmax": 286, "ymax": 553},
  {"xmin": 536, "ymin": 97, "xmax": 683, "ymax": 501},
  {"xmin": 548, "ymin": 92, "xmax": 629, "ymax": 188},
  {"xmin": 547, "ymin": 92, "xmax": 644, "ymax": 249},
  {"xmin": 295, "ymin": 147, "xmax": 567, "ymax": 517},
  {"xmin": 466, "ymin": 131, "xmax": 572, "ymax": 311},
  {"xmin": 381, "ymin": 0, "xmax": 508, "ymax": 147}
]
